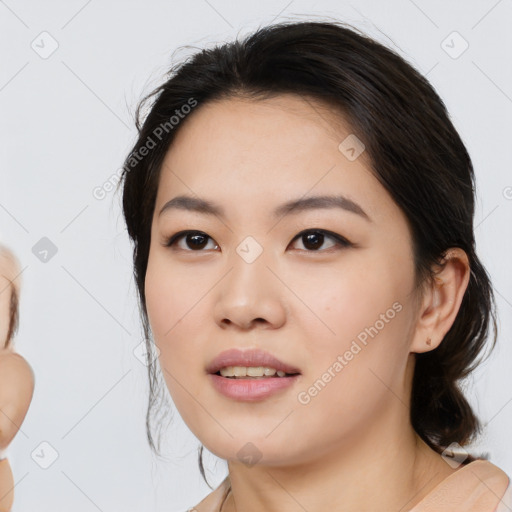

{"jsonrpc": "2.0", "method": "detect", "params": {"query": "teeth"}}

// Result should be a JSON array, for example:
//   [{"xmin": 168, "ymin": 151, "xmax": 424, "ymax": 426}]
[
  {"xmin": 234, "ymin": 366, "xmax": 247, "ymax": 377},
  {"xmin": 219, "ymin": 366, "xmax": 290, "ymax": 378}
]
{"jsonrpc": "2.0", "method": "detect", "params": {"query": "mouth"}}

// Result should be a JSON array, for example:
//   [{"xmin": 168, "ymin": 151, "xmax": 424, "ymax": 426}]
[
  {"xmin": 213, "ymin": 367, "xmax": 301, "ymax": 379},
  {"xmin": 206, "ymin": 347, "xmax": 302, "ymax": 377},
  {"xmin": 206, "ymin": 348, "xmax": 302, "ymax": 401}
]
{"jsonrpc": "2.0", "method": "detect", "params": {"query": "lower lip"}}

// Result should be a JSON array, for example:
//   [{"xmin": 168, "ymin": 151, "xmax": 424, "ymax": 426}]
[{"xmin": 208, "ymin": 373, "xmax": 301, "ymax": 401}]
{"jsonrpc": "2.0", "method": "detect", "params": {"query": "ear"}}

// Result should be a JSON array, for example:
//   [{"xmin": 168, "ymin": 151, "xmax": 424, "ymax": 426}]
[{"xmin": 410, "ymin": 248, "xmax": 470, "ymax": 354}]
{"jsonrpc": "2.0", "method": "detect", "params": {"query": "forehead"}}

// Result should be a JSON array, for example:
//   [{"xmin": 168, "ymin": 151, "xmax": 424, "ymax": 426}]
[
  {"xmin": 167, "ymin": 93, "xmax": 356, "ymax": 158},
  {"xmin": 155, "ymin": 94, "xmax": 399, "ymax": 227}
]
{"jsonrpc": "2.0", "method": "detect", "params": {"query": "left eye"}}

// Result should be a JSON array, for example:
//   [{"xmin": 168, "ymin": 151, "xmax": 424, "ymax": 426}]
[
  {"xmin": 163, "ymin": 229, "xmax": 350, "ymax": 252},
  {"xmin": 290, "ymin": 229, "xmax": 351, "ymax": 251},
  {"xmin": 164, "ymin": 231, "xmax": 218, "ymax": 251}
]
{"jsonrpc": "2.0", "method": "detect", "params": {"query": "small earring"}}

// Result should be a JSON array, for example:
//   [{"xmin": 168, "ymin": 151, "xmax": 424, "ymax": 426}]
[{"xmin": 426, "ymin": 337, "xmax": 432, "ymax": 346}]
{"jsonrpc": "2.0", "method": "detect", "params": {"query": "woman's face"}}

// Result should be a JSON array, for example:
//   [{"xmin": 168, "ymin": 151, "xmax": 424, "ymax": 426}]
[{"xmin": 145, "ymin": 94, "xmax": 423, "ymax": 465}]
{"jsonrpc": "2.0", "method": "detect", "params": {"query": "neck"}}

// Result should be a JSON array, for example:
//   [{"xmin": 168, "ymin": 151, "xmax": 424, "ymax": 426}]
[{"xmin": 222, "ymin": 417, "xmax": 457, "ymax": 512}]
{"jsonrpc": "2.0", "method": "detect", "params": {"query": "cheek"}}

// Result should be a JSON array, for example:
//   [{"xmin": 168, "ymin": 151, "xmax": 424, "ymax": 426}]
[
  {"xmin": 144, "ymin": 252, "xmax": 201, "ymax": 340},
  {"xmin": 144, "ymin": 252, "xmax": 209, "ymax": 399},
  {"xmin": 295, "ymin": 254, "xmax": 410, "ymax": 350},
  {"xmin": 144, "ymin": 255, "xmax": 192, "ymax": 377},
  {"xmin": 291, "ymin": 252, "xmax": 414, "ymax": 405}
]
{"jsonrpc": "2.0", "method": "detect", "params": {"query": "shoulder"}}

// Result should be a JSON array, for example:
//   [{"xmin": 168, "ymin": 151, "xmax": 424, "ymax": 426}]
[
  {"xmin": 187, "ymin": 476, "xmax": 230, "ymax": 512},
  {"xmin": 412, "ymin": 459, "xmax": 511, "ymax": 512},
  {"xmin": 467, "ymin": 459, "xmax": 510, "ymax": 499},
  {"xmin": 477, "ymin": 460, "xmax": 512, "ymax": 512},
  {"xmin": 496, "ymin": 478, "xmax": 512, "ymax": 512}
]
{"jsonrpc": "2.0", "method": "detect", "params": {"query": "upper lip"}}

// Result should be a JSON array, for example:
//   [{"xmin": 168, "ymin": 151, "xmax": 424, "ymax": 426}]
[{"xmin": 206, "ymin": 348, "xmax": 301, "ymax": 375}]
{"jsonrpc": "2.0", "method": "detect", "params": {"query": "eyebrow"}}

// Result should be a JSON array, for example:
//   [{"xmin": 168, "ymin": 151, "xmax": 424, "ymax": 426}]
[{"xmin": 158, "ymin": 194, "xmax": 371, "ymax": 222}]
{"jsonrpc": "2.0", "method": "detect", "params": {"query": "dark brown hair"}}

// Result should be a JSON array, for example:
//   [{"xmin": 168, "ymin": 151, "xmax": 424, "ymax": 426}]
[
  {"xmin": 5, "ymin": 287, "xmax": 19, "ymax": 348},
  {"xmin": 1, "ymin": 251, "xmax": 20, "ymax": 350},
  {"xmin": 118, "ymin": 19, "xmax": 497, "ymax": 487}
]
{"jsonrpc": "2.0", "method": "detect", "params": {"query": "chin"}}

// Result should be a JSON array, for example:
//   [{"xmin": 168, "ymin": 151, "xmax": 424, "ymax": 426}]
[{"xmin": 202, "ymin": 432, "xmax": 302, "ymax": 467}]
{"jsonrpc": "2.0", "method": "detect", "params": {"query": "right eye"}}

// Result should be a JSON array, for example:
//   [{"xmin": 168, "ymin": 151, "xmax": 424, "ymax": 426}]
[{"xmin": 163, "ymin": 230, "xmax": 219, "ymax": 251}]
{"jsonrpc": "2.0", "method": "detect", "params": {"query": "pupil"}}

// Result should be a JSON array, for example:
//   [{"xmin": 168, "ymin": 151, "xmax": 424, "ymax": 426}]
[
  {"xmin": 303, "ymin": 232, "xmax": 323, "ymax": 250},
  {"xmin": 187, "ymin": 233, "xmax": 207, "ymax": 249}
]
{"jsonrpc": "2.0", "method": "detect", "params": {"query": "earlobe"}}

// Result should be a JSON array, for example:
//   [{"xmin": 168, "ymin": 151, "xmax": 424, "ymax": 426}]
[{"xmin": 410, "ymin": 248, "xmax": 470, "ymax": 354}]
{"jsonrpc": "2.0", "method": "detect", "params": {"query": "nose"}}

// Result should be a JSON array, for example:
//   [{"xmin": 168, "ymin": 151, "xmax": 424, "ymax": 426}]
[{"xmin": 213, "ymin": 250, "xmax": 287, "ymax": 331}]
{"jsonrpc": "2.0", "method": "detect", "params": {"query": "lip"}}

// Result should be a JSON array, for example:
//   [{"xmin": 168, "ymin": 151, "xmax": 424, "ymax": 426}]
[
  {"xmin": 208, "ymin": 373, "xmax": 301, "ymax": 402},
  {"xmin": 206, "ymin": 348, "xmax": 302, "ymax": 402},
  {"xmin": 205, "ymin": 348, "xmax": 301, "ymax": 375}
]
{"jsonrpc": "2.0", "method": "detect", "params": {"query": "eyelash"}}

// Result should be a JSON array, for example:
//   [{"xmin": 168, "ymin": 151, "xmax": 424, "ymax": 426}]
[{"xmin": 162, "ymin": 229, "xmax": 352, "ymax": 253}]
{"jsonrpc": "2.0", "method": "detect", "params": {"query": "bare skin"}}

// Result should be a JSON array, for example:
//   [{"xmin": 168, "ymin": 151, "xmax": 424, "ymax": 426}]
[
  {"xmin": 144, "ymin": 94, "xmax": 471, "ymax": 512},
  {"xmin": 0, "ymin": 246, "xmax": 35, "ymax": 512}
]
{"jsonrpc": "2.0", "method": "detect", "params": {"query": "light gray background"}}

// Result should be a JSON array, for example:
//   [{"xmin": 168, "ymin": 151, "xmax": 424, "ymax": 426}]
[{"xmin": 1, "ymin": 1, "xmax": 511, "ymax": 510}]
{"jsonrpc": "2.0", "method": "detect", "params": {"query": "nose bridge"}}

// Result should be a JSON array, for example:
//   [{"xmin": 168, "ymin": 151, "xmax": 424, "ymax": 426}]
[
  {"xmin": 229, "ymin": 238, "xmax": 270, "ymax": 295},
  {"xmin": 213, "ymin": 236, "xmax": 286, "ymax": 328}
]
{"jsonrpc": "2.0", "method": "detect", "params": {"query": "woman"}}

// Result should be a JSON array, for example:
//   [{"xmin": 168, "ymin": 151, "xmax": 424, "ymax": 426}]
[
  {"xmin": 0, "ymin": 244, "xmax": 35, "ymax": 512},
  {"xmin": 118, "ymin": 20, "xmax": 511, "ymax": 511}
]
